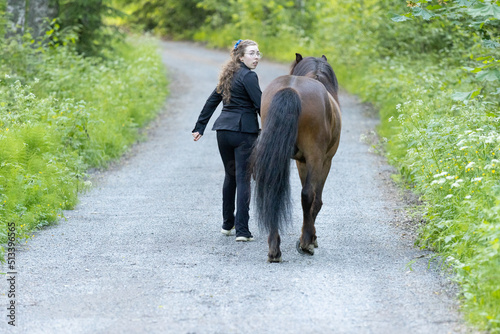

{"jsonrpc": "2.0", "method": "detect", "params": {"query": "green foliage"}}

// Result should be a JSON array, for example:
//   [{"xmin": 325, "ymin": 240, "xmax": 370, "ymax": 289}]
[
  {"xmin": 58, "ymin": 0, "xmax": 125, "ymax": 56},
  {"xmin": 0, "ymin": 32, "xmax": 167, "ymax": 256},
  {"xmin": 0, "ymin": 0, "xmax": 6, "ymax": 37},
  {"xmin": 393, "ymin": 0, "xmax": 500, "ymax": 100},
  {"xmin": 114, "ymin": 0, "xmax": 207, "ymax": 38}
]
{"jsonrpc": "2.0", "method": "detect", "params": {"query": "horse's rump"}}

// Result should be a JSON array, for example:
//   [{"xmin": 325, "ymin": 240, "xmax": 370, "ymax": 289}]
[{"xmin": 262, "ymin": 75, "xmax": 340, "ymax": 161}]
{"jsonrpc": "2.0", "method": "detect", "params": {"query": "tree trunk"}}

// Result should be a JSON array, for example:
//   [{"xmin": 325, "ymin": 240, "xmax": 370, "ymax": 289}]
[
  {"xmin": 26, "ymin": 0, "xmax": 59, "ymax": 40},
  {"xmin": 6, "ymin": 0, "xmax": 27, "ymax": 38}
]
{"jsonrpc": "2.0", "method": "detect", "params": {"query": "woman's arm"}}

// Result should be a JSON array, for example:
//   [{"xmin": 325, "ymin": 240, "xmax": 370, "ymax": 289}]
[
  {"xmin": 193, "ymin": 88, "xmax": 223, "ymax": 136},
  {"xmin": 242, "ymin": 71, "xmax": 262, "ymax": 114}
]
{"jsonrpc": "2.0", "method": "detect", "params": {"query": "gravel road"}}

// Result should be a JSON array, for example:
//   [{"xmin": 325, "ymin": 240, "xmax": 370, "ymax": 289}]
[{"xmin": 0, "ymin": 41, "xmax": 475, "ymax": 334}]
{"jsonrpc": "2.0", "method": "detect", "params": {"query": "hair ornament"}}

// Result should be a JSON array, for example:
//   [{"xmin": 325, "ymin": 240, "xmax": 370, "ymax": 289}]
[{"xmin": 234, "ymin": 39, "xmax": 242, "ymax": 49}]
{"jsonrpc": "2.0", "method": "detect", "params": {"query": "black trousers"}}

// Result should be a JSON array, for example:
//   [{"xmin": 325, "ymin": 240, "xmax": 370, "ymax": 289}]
[{"xmin": 216, "ymin": 130, "xmax": 258, "ymax": 238}]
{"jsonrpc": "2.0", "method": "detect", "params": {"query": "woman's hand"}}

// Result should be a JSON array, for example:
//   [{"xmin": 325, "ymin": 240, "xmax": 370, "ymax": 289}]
[{"xmin": 192, "ymin": 132, "xmax": 202, "ymax": 141}]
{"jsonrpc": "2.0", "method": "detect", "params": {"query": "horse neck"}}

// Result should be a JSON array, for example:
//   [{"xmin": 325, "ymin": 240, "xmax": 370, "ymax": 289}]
[
  {"xmin": 318, "ymin": 77, "xmax": 338, "ymax": 102},
  {"xmin": 291, "ymin": 61, "xmax": 339, "ymax": 103}
]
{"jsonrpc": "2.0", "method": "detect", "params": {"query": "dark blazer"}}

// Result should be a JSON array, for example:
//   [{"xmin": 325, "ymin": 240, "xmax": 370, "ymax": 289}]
[{"xmin": 193, "ymin": 63, "xmax": 261, "ymax": 135}]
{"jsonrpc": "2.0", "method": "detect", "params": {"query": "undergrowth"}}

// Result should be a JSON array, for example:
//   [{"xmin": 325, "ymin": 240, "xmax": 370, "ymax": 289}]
[{"xmin": 0, "ymin": 33, "xmax": 168, "ymax": 256}]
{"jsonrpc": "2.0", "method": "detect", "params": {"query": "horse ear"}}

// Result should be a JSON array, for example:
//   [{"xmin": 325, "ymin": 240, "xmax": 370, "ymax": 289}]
[
  {"xmin": 322, "ymin": 55, "xmax": 328, "ymax": 61},
  {"xmin": 295, "ymin": 53, "xmax": 303, "ymax": 63}
]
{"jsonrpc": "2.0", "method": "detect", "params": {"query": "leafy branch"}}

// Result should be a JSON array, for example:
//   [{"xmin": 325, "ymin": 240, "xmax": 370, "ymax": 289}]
[{"xmin": 393, "ymin": 0, "xmax": 500, "ymax": 102}]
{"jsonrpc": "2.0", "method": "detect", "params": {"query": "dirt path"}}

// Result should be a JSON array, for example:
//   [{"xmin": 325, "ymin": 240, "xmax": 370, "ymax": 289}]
[{"xmin": 0, "ymin": 41, "xmax": 473, "ymax": 334}]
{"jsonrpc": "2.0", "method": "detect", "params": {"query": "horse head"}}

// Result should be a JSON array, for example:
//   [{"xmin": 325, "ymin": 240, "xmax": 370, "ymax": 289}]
[{"xmin": 290, "ymin": 53, "xmax": 339, "ymax": 102}]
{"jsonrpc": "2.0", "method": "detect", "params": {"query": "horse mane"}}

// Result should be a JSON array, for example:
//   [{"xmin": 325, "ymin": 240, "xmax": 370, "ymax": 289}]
[{"xmin": 290, "ymin": 55, "xmax": 339, "ymax": 103}]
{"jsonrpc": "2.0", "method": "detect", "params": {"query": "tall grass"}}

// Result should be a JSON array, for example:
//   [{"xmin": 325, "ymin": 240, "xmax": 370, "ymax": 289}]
[{"xmin": 0, "ymin": 33, "xmax": 168, "ymax": 252}]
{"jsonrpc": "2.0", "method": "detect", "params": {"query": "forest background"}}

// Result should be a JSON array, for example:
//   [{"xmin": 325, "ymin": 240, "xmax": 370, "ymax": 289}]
[{"xmin": 1, "ymin": 0, "xmax": 499, "ymax": 332}]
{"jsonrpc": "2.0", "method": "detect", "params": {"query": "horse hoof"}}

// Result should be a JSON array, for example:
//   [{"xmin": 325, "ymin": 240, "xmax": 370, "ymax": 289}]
[
  {"xmin": 296, "ymin": 240, "xmax": 314, "ymax": 256},
  {"xmin": 296, "ymin": 240, "xmax": 305, "ymax": 254},
  {"xmin": 268, "ymin": 256, "xmax": 282, "ymax": 263},
  {"xmin": 314, "ymin": 239, "xmax": 318, "ymax": 248}
]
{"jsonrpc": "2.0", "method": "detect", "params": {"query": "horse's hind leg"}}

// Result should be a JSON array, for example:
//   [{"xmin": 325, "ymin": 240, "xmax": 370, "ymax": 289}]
[
  {"xmin": 296, "ymin": 159, "xmax": 331, "ymax": 255},
  {"xmin": 311, "ymin": 159, "xmax": 331, "ymax": 248},
  {"xmin": 267, "ymin": 228, "xmax": 282, "ymax": 263},
  {"xmin": 296, "ymin": 161, "xmax": 319, "ymax": 255}
]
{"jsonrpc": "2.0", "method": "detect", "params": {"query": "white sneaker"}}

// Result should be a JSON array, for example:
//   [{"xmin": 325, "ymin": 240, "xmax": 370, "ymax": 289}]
[
  {"xmin": 221, "ymin": 228, "xmax": 234, "ymax": 236},
  {"xmin": 235, "ymin": 236, "xmax": 254, "ymax": 242}
]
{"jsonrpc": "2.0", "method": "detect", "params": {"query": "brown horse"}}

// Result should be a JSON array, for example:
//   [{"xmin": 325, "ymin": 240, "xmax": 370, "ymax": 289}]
[{"xmin": 252, "ymin": 53, "xmax": 341, "ymax": 262}]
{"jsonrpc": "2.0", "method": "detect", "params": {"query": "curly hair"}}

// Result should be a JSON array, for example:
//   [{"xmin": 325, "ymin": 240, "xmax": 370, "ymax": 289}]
[{"xmin": 216, "ymin": 39, "xmax": 258, "ymax": 104}]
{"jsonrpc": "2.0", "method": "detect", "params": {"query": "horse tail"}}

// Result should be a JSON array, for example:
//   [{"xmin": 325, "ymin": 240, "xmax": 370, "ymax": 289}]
[{"xmin": 253, "ymin": 87, "xmax": 301, "ymax": 234}]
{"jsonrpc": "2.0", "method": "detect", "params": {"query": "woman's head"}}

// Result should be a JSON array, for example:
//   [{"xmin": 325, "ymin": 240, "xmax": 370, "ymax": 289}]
[
  {"xmin": 217, "ymin": 39, "xmax": 261, "ymax": 103},
  {"xmin": 232, "ymin": 39, "xmax": 261, "ymax": 70}
]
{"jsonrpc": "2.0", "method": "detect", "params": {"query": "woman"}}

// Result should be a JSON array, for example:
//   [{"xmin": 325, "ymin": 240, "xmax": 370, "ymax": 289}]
[{"xmin": 192, "ymin": 39, "xmax": 262, "ymax": 242}]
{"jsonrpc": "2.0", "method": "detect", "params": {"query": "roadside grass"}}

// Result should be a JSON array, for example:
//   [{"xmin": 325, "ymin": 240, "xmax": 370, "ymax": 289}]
[
  {"xmin": 191, "ymin": 4, "xmax": 500, "ymax": 331},
  {"xmin": 352, "ymin": 58, "xmax": 500, "ymax": 330},
  {"xmin": 0, "ymin": 34, "xmax": 168, "ymax": 255}
]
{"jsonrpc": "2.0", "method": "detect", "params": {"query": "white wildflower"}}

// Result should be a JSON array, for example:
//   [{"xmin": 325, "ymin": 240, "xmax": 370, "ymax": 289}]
[
  {"xmin": 431, "ymin": 178, "xmax": 446, "ymax": 185},
  {"xmin": 5, "ymin": 74, "xmax": 11, "ymax": 79},
  {"xmin": 471, "ymin": 177, "xmax": 483, "ymax": 182},
  {"xmin": 396, "ymin": 104, "xmax": 401, "ymax": 110},
  {"xmin": 465, "ymin": 162, "xmax": 475, "ymax": 169},
  {"xmin": 433, "ymin": 171, "xmax": 448, "ymax": 178},
  {"xmin": 445, "ymin": 194, "xmax": 453, "ymax": 199},
  {"xmin": 451, "ymin": 179, "xmax": 463, "ymax": 187},
  {"xmin": 459, "ymin": 146, "xmax": 469, "ymax": 151},
  {"xmin": 465, "ymin": 195, "xmax": 471, "ymax": 199}
]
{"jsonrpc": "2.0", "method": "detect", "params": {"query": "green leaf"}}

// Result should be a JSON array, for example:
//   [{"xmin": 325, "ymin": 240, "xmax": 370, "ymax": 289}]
[
  {"xmin": 451, "ymin": 89, "xmax": 481, "ymax": 101},
  {"xmin": 412, "ymin": 7, "xmax": 435, "ymax": 20},
  {"xmin": 462, "ymin": 66, "xmax": 476, "ymax": 72},
  {"xmin": 468, "ymin": 66, "xmax": 485, "ymax": 73},
  {"xmin": 454, "ymin": 0, "xmax": 474, "ymax": 7},
  {"xmin": 476, "ymin": 69, "xmax": 500, "ymax": 81},
  {"xmin": 391, "ymin": 14, "xmax": 412, "ymax": 22},
  {"xmin": 483, "ymin": 40, "xmax": 500, "ymax": 49},
  {"xmin": 427, "ymin": 5, "xmax": 443, "ymax": 10},
  {"xmin": 468, "ymin": 2, "xmax": 500, "ymax": 19}
]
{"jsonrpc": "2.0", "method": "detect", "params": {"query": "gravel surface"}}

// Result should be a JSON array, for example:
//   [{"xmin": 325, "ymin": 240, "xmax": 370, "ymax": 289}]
[{"xmin": 0, "ymin": 41, "xmax": 476, "ymax": 334}]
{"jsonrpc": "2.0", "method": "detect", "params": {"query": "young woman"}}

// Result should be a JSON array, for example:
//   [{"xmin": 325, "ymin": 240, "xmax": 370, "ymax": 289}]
[{"xmin": 192, "ymin": 39, "xmax": 262, "ymax": 242}]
